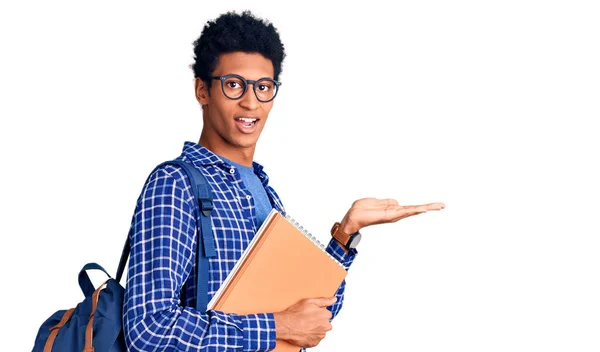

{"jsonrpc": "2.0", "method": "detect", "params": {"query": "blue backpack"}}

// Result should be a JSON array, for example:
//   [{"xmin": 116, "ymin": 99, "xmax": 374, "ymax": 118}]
[{"xmin": 32, "ymin": 159, "xmax": 216, "ymax": 352}]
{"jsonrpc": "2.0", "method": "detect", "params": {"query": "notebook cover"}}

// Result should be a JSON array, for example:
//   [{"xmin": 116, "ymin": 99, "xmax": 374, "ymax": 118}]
[{"xmin": 209, "ymin": 210, "xmax": 348, "ymax": 351}]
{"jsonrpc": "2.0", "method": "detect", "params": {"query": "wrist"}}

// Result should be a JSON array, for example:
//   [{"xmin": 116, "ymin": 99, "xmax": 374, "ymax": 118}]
[
  {"xmin": 339, "ymin": 219, "xmax": 359, "ymax": 237},
  {"xmin": 273, "ymin": 311, "xmax": 291, "ymax": 341},
  {"xmin": 331, "ymin": 221, "xmax": 362, "ymax": 251}
]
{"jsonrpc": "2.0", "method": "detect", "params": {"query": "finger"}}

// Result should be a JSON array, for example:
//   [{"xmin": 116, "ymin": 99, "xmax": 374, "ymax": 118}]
[
  {"xmin": 392, "ymin": 204, "xmax": 447, "ymax": 220},
  {"xmin": 358, "ymin": 206, "xmax": 418, "ymax": 222},
  {"xmin": 405, "ymin": 202, "xmax": 445, "ymax": 210},
  {"xmin": 309, "ymin": 296, "xmax": 337, "ymax": 307},
  {"xmin": 356, "ymin": 206, "xmax": 421, "ymax": 226},
  {"xmin": 402, "ymin": 204, "xmax": 436, "ymax": 212},
  {"xmin": 391, "ymin": 205, "xmax": 428, "ymax": 216},
  {"xmin": 424, "ymin": 202, "xmax": 445, "ymax": 210},
  {"xmin": 382, "ymin": 205, "xmax": 428, "ymax": 222}
]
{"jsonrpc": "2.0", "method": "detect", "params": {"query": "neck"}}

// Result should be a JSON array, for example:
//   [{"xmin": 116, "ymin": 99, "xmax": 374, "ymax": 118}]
[{"xmin": 198, "ymin": 133, "xmax": 255, "ymax": 167}]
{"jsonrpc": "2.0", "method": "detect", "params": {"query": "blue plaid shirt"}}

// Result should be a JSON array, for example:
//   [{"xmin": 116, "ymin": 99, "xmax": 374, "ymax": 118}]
[{"xmin": 123, "ymin": 142, "xmax": 357, "ymax": 351}]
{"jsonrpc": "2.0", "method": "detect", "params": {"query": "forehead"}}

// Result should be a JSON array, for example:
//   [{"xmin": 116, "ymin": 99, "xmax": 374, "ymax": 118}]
[{"xmin": 212, "ymin": 52, "xmax": 275, "ymax": 79}]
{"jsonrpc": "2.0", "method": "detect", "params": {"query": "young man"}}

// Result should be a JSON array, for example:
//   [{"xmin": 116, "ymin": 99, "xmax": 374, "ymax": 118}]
[{"xmin": 123, "ymin": 10, "xmax": 444, "ymax": 351}]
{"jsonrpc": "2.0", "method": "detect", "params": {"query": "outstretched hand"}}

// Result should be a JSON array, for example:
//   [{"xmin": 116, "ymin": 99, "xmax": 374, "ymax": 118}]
[{"xmin": 339, "ymin": 198, "xmax": 445, "ymax": 234}]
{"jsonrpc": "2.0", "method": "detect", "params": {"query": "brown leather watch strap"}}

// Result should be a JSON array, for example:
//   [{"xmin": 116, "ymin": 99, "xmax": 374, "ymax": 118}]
[{"xmin": 331, "ymin": 222, "xmax": 350, "ymax": 248}]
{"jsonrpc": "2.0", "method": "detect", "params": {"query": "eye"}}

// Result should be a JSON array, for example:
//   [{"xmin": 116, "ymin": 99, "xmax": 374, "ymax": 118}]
[
  {"xmin": 257, "ymin": 81, "xmax": 274, "ymax": 92},
  {"xmin": 223, "ymin": 77, "xmax": 245, "ymax": 90}
]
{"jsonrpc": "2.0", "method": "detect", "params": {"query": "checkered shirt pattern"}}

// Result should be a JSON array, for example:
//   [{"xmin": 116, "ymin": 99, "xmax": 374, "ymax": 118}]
[{"xmin": 123, "ymin": 142, "xmax": 357, "ymax": 351}]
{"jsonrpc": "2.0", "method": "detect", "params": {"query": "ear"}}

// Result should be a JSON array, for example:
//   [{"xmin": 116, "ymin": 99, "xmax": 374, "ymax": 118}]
[{"xmin": 194, "ymin": 78, "xmax": 210, "ymax": 106}]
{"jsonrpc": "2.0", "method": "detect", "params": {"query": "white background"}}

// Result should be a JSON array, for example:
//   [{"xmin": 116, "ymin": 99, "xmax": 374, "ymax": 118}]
[{"xmin": 1, "ymin": 1, "xmax": 599, "ymax": 351}]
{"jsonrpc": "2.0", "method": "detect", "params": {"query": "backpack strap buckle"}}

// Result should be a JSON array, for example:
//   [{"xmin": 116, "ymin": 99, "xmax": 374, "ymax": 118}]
[{"xmin": 199, "ymin": 198, "xmax": 213, "ymax": 217}]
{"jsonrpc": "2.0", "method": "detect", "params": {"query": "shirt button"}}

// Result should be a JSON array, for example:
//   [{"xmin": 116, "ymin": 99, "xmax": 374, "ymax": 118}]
[
  {"xmin": 229, "ymin": 168, "xmax": 235, "ymax": 174},
  {"xmin": 246, "ymin": 195, "xmax": 252, "ymax": 200}
]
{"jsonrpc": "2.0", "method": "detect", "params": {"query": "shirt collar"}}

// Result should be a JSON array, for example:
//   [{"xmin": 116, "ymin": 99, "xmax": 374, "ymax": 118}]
[{"xmin": 181, "ymin": 141, "xmax": 270, "ymax": 182}]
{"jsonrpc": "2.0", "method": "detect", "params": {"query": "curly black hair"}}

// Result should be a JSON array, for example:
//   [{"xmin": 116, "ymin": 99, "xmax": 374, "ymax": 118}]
[{"xmin": 191, "ymin": 10, "xmax": 286, "ymax": 89}]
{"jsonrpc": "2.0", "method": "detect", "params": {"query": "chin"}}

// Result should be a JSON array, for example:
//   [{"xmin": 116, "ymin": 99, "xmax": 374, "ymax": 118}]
[{"xmin": 231, "ymin": 136, "xmax": 260, "ymax": 149}]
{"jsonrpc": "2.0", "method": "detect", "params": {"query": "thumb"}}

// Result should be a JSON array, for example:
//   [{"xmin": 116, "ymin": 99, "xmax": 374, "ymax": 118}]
[{"xmin": 312, "ymin": 296, "xmax": 337, "ymax": 307}]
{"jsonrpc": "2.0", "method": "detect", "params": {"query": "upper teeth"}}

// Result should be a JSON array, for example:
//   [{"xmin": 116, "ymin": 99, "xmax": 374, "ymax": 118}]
[{"xmin": 238, "ymin": 118, "xmax": 257, "ymax": 122}]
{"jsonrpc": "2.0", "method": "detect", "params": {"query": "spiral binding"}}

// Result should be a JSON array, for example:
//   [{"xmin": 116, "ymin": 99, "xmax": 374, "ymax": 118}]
[{"xmin": 283, "ymin": 212, "xmax": 345, "ymax": 269}]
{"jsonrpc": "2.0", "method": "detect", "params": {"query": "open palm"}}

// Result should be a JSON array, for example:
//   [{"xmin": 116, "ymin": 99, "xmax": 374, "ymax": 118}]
[{"xmin": 339, "ymin": 198, "xmax": 445, "ymax": 234}]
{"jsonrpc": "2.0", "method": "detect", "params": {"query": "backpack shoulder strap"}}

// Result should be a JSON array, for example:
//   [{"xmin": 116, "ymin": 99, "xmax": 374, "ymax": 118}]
[{"xmin": 115, "ymin": 159, "xmax": 216, "ymax": 313}]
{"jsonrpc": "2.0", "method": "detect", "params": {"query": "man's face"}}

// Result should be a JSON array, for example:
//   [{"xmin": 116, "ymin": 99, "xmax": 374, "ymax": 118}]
[{"xmin": 198, "ymin": 52, "xmax": 275, "ymax": 150}]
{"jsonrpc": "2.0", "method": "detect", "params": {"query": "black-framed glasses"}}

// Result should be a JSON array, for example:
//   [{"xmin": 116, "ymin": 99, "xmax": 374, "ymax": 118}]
[{"xmin": 210, "ymin": 74, "xmax": 281, "ymax": 102}]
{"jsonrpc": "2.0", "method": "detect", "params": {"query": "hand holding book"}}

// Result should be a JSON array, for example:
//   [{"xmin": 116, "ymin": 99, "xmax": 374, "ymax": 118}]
[{"xmin": 273, "ymin": 296, "xmax": 336, "ymax": 348}]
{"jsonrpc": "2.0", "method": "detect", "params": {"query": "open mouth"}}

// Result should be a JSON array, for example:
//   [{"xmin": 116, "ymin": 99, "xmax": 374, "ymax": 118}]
[{"xmin": 235, "ymin": 117, "xmax": 259, "ymax": 128}]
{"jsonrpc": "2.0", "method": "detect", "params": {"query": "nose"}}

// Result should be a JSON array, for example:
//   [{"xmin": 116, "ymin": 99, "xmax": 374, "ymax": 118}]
[{"xmin": 239, "ymin": 84, "xmax": 260, "ymax": 110}]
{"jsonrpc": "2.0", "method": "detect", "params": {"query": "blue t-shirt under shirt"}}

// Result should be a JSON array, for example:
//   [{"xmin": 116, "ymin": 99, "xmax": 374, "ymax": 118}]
[{"xmin": 221, "ymin": 156, "xmax": 272, "ymax": 228}]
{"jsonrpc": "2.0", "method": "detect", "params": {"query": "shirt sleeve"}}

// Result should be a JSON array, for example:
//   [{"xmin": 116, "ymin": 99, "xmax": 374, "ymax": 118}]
[
  {"xmin": 324, "ymin": 238, "xmax": 358, "ymax": 320},
  {"xmin": 123, "ymin": 166, "xmax": 276, "ymax": 351}
]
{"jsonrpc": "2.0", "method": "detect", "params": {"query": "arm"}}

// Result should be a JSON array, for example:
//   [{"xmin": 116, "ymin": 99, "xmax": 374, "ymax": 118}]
[{"xmin": 122, "ymin": 167, "xmax": 275, "ymax": 352}]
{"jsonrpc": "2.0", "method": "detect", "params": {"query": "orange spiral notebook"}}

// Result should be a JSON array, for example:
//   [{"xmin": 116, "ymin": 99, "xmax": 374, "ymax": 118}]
[{"xmin": 207, "ymin": 209, "xmax": 348, "ymax": 351}]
